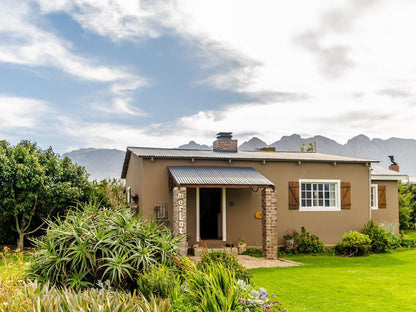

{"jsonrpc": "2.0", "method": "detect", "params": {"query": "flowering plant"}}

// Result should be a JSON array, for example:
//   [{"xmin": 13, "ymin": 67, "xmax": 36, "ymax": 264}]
[{"xmin": 234, "ymin": 280, "xmax": 287, "ymax": 312}]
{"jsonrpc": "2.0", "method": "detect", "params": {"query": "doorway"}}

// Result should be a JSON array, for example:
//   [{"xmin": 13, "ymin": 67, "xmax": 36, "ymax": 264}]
[{"xmin": 200, "ymin": 188, "xmax": 222, "ymax": 239}]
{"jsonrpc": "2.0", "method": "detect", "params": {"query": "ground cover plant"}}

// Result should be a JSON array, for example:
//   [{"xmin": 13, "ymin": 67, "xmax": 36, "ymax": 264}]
[
  {"xmin": 251, "ymin": 249, "xmax": 416, "ymax": 312},
  {"xmin": 27, "ymin": 202, "xmax": 182, "ymax": 291}
]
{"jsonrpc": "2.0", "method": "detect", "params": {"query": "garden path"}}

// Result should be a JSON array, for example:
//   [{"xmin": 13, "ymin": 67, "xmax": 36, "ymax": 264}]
[{"xmin": 188, "ymin": 255, "xmax": 301, "ymax": 269}]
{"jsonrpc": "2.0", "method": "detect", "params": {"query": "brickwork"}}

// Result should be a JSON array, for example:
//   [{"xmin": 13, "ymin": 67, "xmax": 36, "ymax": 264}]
[
  {"xmin": 173, "ymin": 187, "xmax": 187, "ymax": 256},
  {"xmin": 262, "ymin": 188, "xmax": 278, "ymax": 260},
  {"xmin": 213, "ymin": 139, "xmax": 238, "ymax": 152},
  {"xmin": 389, "ymin": 165, "xmax": 400, "ymax": 172}
]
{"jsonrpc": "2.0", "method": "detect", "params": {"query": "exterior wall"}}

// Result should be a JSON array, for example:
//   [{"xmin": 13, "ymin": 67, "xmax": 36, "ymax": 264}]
[
  {"xmin": 371, "ymin": 180, "xmax": 399, "ymax": 233},
  {"xmin": 124, "ymin": 154, "xmax": 143, "ymax": 210},
  {"xmin": 125, "ymin": 156, "xmax": 374, "ymax": 247}
]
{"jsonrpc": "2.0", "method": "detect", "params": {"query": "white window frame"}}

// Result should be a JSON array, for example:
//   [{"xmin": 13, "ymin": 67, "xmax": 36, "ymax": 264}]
[
  {"xmin": 299, "ymin": 179, "xmax": 341, "ymax": 212},
  {"xmin": 371, "ymin": 184, "xmax": 378, "ymax": 210},
  {"xmin": 126, "ymin": 186, "xmax": 131, "ymax": 204}
]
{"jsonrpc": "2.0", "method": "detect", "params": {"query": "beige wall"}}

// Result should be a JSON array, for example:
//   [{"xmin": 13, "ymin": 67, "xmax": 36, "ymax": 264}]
[
  {"xmin": 371, "ymin": 180, "xmax": 399, "ymax": 234},
  {"xmin": 125, "ymin": 156, "xmax": 376, "ymax": 246}
]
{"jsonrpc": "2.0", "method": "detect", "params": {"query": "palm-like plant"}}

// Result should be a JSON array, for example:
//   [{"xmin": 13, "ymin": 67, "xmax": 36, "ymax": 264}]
[{"xmin": 27, "ymin": 202, "xmax": 183, "ymax": 290}]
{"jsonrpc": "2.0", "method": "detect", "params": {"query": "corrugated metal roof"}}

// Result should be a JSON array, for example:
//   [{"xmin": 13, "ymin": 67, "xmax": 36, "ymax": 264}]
[
  {"xmin": 168, "ymin": 166, "xmax": 274, "ymax": 188},
  {"xmin": 127, "ymin": 147, "xmax": 376, "ymax": 162},
  {"xmin": 371, "ymin": 165, "xmax": 408, "ymax": 181}
]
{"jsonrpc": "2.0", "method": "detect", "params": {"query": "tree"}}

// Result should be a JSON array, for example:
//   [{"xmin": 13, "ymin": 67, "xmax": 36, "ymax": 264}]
[
  {"xmin": 0, "ymin": 140, "xmax": 93, "ymax": 249},
  {"xmin": 398, "ymin": 181, "xmax": 416, "ymax": 230}
]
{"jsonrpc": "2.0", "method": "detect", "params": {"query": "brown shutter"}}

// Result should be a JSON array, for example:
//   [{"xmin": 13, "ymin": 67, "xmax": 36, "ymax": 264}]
[
  {"xmin": 341, "ymin": 182, "xmax": 351, "ymax": 209},
  {"xmin": 288, "ymin": 181, "xmax": 299, "ymax": 210},
  {"xmin": 378, "ymin": 185, "xmax": 387, "ymax": 208}
]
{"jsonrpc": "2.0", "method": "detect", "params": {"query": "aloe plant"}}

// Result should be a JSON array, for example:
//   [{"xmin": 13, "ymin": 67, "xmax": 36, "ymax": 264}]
[{"xmin": 27, "ymin": 202, "xmax": 183, "ymax": 290}]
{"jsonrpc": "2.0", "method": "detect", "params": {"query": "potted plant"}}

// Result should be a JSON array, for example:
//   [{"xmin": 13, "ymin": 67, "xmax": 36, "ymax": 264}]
[
  {"xmin": 238, "ymin": 237, "xmax": 247, "ymax": 248},
  {"xmin": 284, "ymin": 233, "xmax": 295, "ymax": 249}
]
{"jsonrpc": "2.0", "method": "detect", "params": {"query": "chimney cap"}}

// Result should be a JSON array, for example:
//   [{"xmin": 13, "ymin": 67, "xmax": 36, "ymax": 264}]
[{"xmin": 216, "ymin": 132, "xmax": 233, "ymax": 140}]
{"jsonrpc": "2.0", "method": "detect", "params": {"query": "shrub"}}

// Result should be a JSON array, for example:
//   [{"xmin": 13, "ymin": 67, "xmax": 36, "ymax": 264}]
[
  {"xmin": 295, "ymin": 226, "xmax": 325, "ymax": 254},
  {"xmin": 0, "ymin": 281, "xmax": 173, "ymax": 312},
  {"xmin": 241, "ymin": 248, "xmax": 263, "ymax": 258},
  {"xmin": 196, "ymin": 251, "xmax": 252, "ymax": 283},
  {"xmin": 336, "ymin": 231, "xmax": 371, "ymax": 256},
  {"xmin": 27, "ymin": 202, "xmax": 183, "ymax": 290},
  {"xmin": 137, "ymin": 264, "xmax": 179, "ymax": 299},
  {"xmin": 183, "ymin": 263, "xmax": 243, "ymax": 312},
  {"xmin": 361, "ymin": 220, "xmax": 392, "ymax": 253}
]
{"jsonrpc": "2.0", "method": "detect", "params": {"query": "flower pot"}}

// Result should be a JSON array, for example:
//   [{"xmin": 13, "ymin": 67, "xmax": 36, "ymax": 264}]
[
  {"xmin": 285, "ymin": 238, "xmax": 294, "ymax": 249},
  {"xmin": 238, "ymin": 243, "xmax": 247, "ymax": 248}
]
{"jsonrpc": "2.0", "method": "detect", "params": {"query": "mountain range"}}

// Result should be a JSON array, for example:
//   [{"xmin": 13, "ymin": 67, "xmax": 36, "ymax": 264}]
[{"xmin": 63, "ymin": 134, "xmax": 416, "ymax": 180}]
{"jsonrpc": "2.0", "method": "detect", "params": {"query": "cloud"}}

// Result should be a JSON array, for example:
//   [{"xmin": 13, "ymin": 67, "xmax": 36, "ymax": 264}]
[
  {"xmin": 0, "ymin": 95, "xmax": 48, "ymax": 129},
  {"xmin": 0, "ymin": 0, "xmax": 149, "ymax": 117}
]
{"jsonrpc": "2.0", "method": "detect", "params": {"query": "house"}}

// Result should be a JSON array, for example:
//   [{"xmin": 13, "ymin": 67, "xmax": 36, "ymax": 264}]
[{"xmin": 121, "ymin": 132, "xmax": 405, "ymax": 259}]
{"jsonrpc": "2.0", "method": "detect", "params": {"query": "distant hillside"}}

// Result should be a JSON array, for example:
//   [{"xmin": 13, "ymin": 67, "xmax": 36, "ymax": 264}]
[
  {"xmin": 62, "ymin": 148, "xmax": 125, "ymax": 181},
  {"xmin": 63, "ymin": 134, "xmax": 416, "ymax": 180}
]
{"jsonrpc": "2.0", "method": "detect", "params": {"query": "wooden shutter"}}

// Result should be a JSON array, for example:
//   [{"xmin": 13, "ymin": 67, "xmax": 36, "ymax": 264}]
[
  {"xmin": 288, "ymin": 181, "xmax": 299, "ymax": 210},
  {"xmin": 341, "ymin": 182, "xmax": 351, "ymax": 209},
  {"xmin": 378, "ymin": 185, "xmax": 387, "ymax": 209}
]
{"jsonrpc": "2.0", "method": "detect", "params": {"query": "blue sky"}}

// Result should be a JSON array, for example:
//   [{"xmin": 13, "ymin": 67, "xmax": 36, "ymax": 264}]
[{"xmin": 1, "ymin": 0, "xmax": 416, "ymax": 153}]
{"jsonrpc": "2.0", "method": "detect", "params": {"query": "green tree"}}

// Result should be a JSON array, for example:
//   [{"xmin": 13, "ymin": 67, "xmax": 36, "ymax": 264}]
[
  {"xmin": 93, "ymin": 178, "xmax": 127, "ymax": 209},
  {"xmin": 0, "ymin": 140, "xmax": 92, "ymax": 249},
  {"xmin": 398, "ymin": 181, "xmax": 416, "ymax": 230}
]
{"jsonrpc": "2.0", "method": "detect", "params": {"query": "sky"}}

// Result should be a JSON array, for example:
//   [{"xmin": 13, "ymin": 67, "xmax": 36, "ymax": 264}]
[{"xmin": 1, "ymin": 0, "xmax": 416, "ymax": 154}]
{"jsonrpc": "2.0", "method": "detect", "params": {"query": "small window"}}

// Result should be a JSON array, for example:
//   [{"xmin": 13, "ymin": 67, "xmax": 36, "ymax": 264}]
[
  {"xmin": 371, "ymin": 184, "xmax": 378, "ymax": 210},
  {"xmin": 126, "ymin": 187, "xmax": 131, "ymax": 204},
  {"xmin": 155, "ymin": 203, "xmax": 168, "ymax": 221},
  {"xmin": 299, "ymin": 179, "xmax": 341, "ymax": 211}
]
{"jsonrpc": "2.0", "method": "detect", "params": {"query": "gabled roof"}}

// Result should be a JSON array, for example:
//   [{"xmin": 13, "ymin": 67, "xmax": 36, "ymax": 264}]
[
  {"xmin": 168, "ymin": 166, "xmax": 274, "ymax": 189},
  {"xmin": 371, "ymin": 165, "xmax": 408, "ymax": 181},
  {"xmin": 121, "ymin": 146, "xmax": 377, "ymax": 178}
]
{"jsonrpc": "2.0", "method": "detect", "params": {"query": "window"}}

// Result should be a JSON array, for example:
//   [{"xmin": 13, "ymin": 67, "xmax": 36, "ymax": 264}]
[
  {"xmin": 371, "ymin": 184, "xmax": 378, "ymax": 209},
  {"xmin": 299, "ymin": 179, "xmax": 341, "ymax": 211}
]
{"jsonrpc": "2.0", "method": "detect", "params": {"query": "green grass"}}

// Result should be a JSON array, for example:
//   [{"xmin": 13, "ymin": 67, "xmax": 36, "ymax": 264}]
[
  {"xmin": 403, "ymin": 230, "xmax": 416, "ymax": 240},
  {"xmin": 250, "ymin": 250, "xmax": 416, "ymax": 312}
]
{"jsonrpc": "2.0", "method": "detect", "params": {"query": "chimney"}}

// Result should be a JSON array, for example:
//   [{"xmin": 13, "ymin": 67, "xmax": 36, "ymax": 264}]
[
  {"xmin": 213, "ymin": 132, "xmax": 238, "ymax": 153},
  {"xmin": 388, "ymin": 155, "xmax": 399, "ymax": 172}
]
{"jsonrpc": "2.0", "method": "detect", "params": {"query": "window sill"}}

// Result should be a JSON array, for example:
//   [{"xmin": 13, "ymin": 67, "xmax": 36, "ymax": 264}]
[{"xmin": 299, "ymin": 207, "xmax": 341, "ymax": 212}]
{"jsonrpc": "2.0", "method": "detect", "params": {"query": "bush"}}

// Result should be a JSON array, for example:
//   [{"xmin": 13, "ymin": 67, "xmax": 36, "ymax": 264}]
[
  {"xmin": 361, "ymin": 220, "xmax": 392, "ymax": 253},
  {"xmin": 27, "ymin": 202, "xmax": 183, "ymax": 290},
  {"xmin": 241, "ymin": 248, "xmax": 263, "ymax": 258},
  {"xmin": 182, "ymin": 263, "xmax": 243, "ymax": 312},
  {"xmin": 137, "ymin": 264, "xmax": 179, "ymax": 299},
  {"xmin": 196, "ymin": 251, "xmax": 252, "ymax": 283},
  {"xmin": 237, "ymin": 280, "xmax": 286, "ymax": 312},
  {"xmin": 295, "ymin": 226, "xmax": 325, "ymax": 254},
  {"xmin": 0, "ymin": 281, "xmax": 173, "ymax": 312},
  {"xmin": 336, "ymin": 231, "xmax": 371, "ymax": 256}
]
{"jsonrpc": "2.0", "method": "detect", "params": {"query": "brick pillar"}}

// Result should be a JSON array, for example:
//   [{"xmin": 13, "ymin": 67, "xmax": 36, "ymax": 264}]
[
  {"xmin": 173, "ymin": 187, "xmax": 187, "ymax": 256},
  {"xmin": 262, "ymin": 188, "xmax": 277, "ymax": 260}
]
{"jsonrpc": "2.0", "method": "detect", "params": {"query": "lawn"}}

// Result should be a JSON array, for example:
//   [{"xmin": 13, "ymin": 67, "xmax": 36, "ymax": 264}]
[{"xmin": 250, "ymin": 249, "xmax": 416, "ymax": 312}]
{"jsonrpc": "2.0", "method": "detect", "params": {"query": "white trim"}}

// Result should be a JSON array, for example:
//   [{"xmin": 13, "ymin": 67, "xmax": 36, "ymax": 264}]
[
  {"xmin": 371, "ymin": 184, "xmax": 378, "ymax": 210},
  {"xmin": 299, "ymin": 179, "xmax": 341, "ymax": 212},
  {"xmin": 196, "ymin": 188, "xmax": 200, "ymax": 242},
  {"xmin": 222, "ymin": 188, "xmax": 227, "ymax": 242},
  {"xmin": 371, "ymin": 175, "xmax": 408, "ymax": 181},
  {"xmin": 126, "ymin": 187, "xmax": 131, "ymax": 204}
]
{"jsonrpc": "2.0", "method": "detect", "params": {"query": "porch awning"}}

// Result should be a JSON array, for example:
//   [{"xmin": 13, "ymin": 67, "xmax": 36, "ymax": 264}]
[{"xmin": 168, "ymin": 166, "xmax": 274, "ymax": 189}]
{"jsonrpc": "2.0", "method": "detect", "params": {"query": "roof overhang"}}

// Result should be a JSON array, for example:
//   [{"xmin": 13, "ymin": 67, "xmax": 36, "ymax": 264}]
[{"xmin": 168, "ymin": 166, "xmax": 275, "ymax": 190}]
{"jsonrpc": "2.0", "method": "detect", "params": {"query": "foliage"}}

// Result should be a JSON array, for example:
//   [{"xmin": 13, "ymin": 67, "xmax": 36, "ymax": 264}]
[
  {"xmin": 0, "ymin": 281, "xmax": 173, "ymax": 312},
  {"xmin": 252, "ymin": 250, "xmax": 416, "ymax": 312},
  {"xmin": 294, "ymin": 226, "xmax": 325, "ymax": 254},
  {"xmin": 93, "ymin": 178, "xmax": 128, "ymax": 209},
  {"xmin": 398, "ymin": 182, "xmax": 416, "ymax": 229},
  {"xmin": 182, "ymin": 263, "xmax": 243, "ymax": 312},
  {"xmin": 27, "ymin": 202, "xmax": 183, "ymax": 290},
  {"xmin": 196, "ymin": 251, "xmax": 252, "ymax": 283},
  {"xmin": 236, "ymin": 280, "xmax": 286, "ymax": 312},
  {"xmin": 241, "ymin": 248, "xmax": 263, "ymax": 258},
  {"xmin": 0, "ymin": 140, "xmax": 92, "ymax": 249},
  {"xmin": 335, "ymin": 231, "xmax": 371, "ymax": 256},
  {"xmin": 361, "ymin": 219, "xmax": 392, "ymax": 253},
  {"xmin": 137, "ymin": 264, "xmax": 179, "ymax": 299}
]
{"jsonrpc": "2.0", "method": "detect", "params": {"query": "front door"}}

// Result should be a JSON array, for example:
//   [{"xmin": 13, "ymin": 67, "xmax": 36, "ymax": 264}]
[{"xmin": 200, "ymin": 188, "xmax": 222, "ymax": 239}]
